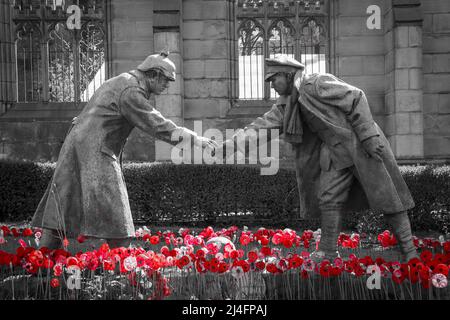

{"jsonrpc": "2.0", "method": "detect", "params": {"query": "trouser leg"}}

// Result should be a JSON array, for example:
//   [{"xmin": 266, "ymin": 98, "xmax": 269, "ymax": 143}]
[
  {"xmin": 384, "ymin": 211, "xmax": 418, "ymax": 262},
  {"xmin": 39, "ymin": 228, "xmax": 63, "ymax": 249},
  {"xmin": 314, "ymin": 165, "xmax": 354, "ymax": 260}
]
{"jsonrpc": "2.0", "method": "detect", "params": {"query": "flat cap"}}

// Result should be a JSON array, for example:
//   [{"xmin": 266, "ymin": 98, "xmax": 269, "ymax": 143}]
[
  {"xmin": 137, "ymin": 51, "xmax": 176, "ymax": 81},
  {"xmin": 264, "ymin": 55, "xmax": 305, "ymax": 81}
]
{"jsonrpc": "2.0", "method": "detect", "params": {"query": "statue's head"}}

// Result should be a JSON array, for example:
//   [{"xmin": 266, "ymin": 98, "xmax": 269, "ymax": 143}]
[
  {"xmin": 137, "ymin": 51, "xmax": 176, "ymax": 95},
  {"xmin": 265, "ymin": 55, "xmax": 304, "ymax": 96}
]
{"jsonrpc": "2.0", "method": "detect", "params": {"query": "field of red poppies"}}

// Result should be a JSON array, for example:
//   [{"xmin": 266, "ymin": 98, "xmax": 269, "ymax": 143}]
[{"xmin": 0, "ymin": 225, "xmax": 449, "ymax": 300}]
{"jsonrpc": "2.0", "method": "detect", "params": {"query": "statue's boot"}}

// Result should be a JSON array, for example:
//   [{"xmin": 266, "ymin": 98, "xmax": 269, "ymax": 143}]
[
  {"xmin": 311, "ymin": 209, "xmax": 342, "ymax": 262},
  {"xmin": 384, "ymin": 211, "xmax": 418, "ymax": 263},
  {"xmin": 39, "ymin": 228, "xmax": 63, "ymax": 249}
]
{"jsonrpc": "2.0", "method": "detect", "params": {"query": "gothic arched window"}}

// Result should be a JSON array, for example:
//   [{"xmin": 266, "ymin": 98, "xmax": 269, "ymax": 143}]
[
  {"xmin": 236, "ymin": 0, "xmax": 329, "ymax": 100},
  {"xmin": 15, "ymin": 22, "xmax": 42, "ymax": 102},
  {"xmin": 12, "ymin": 0, "xmax": 107, "ymax": 105},
  {"xmin": 238, "ymin": 19, "xmax": 265, "ymax": 99}
]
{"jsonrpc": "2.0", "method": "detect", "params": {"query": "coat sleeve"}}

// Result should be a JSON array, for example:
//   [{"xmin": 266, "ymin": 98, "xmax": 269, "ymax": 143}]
[
  {"xmin": 226, "ymin": 104, "xmax": 284, "ymax": 155},
  {"xmin": 313, "ymin": 74, "xmax": 379, "ymax": 142},
  {"xmin": 119, "ymin": 86, "xmax": 198, "ymax": 145}
]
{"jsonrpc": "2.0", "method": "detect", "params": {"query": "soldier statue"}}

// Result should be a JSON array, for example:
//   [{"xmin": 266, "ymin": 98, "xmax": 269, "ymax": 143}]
[
  {"xmin": 32, "ymin": 52, "xmax": 217, "ymax": 249},
  {"xmin": 219, "ymin": 55, "xmax": 418, "ymax": 262}
]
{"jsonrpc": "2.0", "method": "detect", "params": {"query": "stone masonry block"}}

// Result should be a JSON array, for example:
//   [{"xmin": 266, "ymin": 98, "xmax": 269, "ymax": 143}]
[
  {"xmin": 394, "ymin": 134, "xmax": 424, "ymax": 158},
  {"xmin": 395, "ymin": 113, "xmax": 410, "ymax": 134},
  {"xmin": 395, "ymin": 90, "xmax": 423, "ymax": 112},
  {"xmin": 338, "ymin": 56, "xmax": 363, "ymax": 76},
  {"xmin": 423, "ymin": 93, "xmax": 439, "ymax": 114},
  {"xmin": 363, "ymin": 55, "xmax": 385, "ymax": 75},
  {"xmin": 155, "ymin": 95, "xmax": 182, "ymax": 117},
  {"xmin": 410, "ymin": 113, "xmax": 424, "ymax": 134},
  {"xmin": 409, "ymin": 68, "xmax": 422, "ymax": 90},
  {"xmin": 183, "ymin": 40, "xmax": 228, "ymax": 59},
  {"xmin": 408, "ymin": 26, "xmax": 422, "ymax": 47},
  {"xmin": 184, "ymin": 79, "xmax": 229, "ymax": 98},
  {"xmin": 394, "ymin": 26, "xmax": 409, "ymax": 48},
  {"xmin": 423, "ymin": 35, "xmax": 450, "ymax": 54},
  {"xmin": 154, "ymin": 32, "xmax": 180, "ymax": 53},
  {"xmin": 438, "ymin": 94, "xmax": 450, "ymax": 114},
  {"xmin": 395, "ymin": 47, "xmax": 422, "ymax": 68},
  {"xmin": 183, "ymin": 0, "xmax": 228, "ymax": 20},
  {"xmin": 432, "ymin": 54, "xmax": 450, "ymax": 73},
  {"xmin": 183, "ymin": 20, "xmax": 227, "ymax": 40},
  {"xmin": 424, "ymin": 74, "xmax": 450, "ymax": 92},
  {"xmin": 184, "ymin": 98, "xmax": 230, "ymax": 119},
  {"xmin": 424, "ymin": 136, "xmax": 450, "ymax": 157},
  {"xmin": 433, "ymin": 14, "xmax": 450, "ymax": 33},
  {"xmin": 423, "ymin": 54, "xmax": 432, "ymax": 74},
  {"xmin": 337, "ymin": 36, "xmax": 385, "ymax": 55},
  {"xmin": 395, "ymin": 69, "xmax": 409, "ymax": 90}
]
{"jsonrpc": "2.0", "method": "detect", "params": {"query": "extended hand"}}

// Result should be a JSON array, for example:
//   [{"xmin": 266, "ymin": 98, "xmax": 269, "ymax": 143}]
[
  {"xmin": 194, "ymin": 136, "xmax": 219, "ymax": 152},
  {"xmin": 361, "ymin": 136, "xmax": 384, "ymax": 162}
]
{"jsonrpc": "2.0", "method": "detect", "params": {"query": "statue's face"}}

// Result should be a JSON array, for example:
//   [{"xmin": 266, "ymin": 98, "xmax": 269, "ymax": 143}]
[
  {"xmin": 147, "ymin": 73, "xmax": 170, "ymax": 95},
  {"xmin": 269, "ymin": 73, "xmax": 290, "ymax": 96}
]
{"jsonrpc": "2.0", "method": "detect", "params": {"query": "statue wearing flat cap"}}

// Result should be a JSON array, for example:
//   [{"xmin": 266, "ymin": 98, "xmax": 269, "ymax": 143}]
[
  {"xmin": 31, "ymin": 51, "xmax": 218, "ymax": 249},
  {"xmin": 220, "ymin": 55, "xmax": 418, "ymax": 262}
]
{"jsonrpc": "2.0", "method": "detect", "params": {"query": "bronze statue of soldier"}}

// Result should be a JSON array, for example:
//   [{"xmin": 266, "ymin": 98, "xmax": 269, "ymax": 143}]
[
  {"xmin": 32, "ymin": 52, "xmax": 217, "ymax": 249},
  {"xmin": 220, "ymin": 55, "xmax": 418, "ymax": 262}
]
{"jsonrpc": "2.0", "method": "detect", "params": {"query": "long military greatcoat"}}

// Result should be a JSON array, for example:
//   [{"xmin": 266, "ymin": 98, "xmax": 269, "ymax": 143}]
[
  {"xmin": 31, "ymin": 70, "xmax": 196, "ymax": 239},
  {"xmin": 242, "ymin": 73, "xmax": 415, "ymax": 217}
]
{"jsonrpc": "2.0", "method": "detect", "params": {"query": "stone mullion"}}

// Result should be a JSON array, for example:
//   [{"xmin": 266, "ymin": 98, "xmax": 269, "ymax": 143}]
[
  {"xmin": 73, "ymin": 29, "xmax": 80, "ymax": 105},
  {"xmin": 40, "ymin": 11, "xmax": 49, "ymax": 102},
  {"xmin": 294, "ymin": 1, "xmax": 301, "ymax": 62},
  {"xmin": 263, "ymin": 0, "xmax": 269, "ymax": 100}
]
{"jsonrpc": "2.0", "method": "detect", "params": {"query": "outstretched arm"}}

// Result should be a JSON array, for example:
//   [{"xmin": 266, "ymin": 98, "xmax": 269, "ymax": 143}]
[
  {"xmin": 217, "ymin": 103, "xmax": 285, "ymax": 158},
  {"xmin": 119, "ymin": 86, "xmax": 217, "ymax": 150}
]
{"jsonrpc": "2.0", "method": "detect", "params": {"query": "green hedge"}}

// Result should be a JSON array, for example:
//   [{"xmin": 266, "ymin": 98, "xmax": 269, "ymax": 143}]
[{"xmin": 0, "ymin": 160, "xmax": 449, "ymax": 233}]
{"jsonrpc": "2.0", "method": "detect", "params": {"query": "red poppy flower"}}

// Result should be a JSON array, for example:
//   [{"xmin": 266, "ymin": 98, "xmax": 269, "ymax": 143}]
[
  {"xmin": 259, "ymin": 236, "xmax": 269, "ymax": 246},
  {"xmin": 53, "ymin": 264, "xmax": 63, "ymax": 276},
  {"xmin": 319, "ymin": 262, "xmax": 331, "ymax": 277},
  {"xmin": 289, "ymin": 256, "xmax": 303, "ymax": 269},
  {"xmin": 443, "ymin": 242, "xmax": 450, "ymax": 253},
  {"xmin": 239, "ymin": 234, "xmax": 251, "ymax": 246},
  {"xmin": 392, "ymin": 271, "xmax": 406, "ymax": 284},
  {"xmin": 247, "ymin": 251, "xmax": 258, "ymax": 263},
  {"xmin": 210, "ymin": 263, "xmax": 219, "ymax": 273},
  {"xmin": 239, "ymin": 260, "xmax": 250, "ymax": 272},
  {"xmin": 63, "ymin": 238, "xmax": 69, "ymax": 248},
  {"xmin": 229, "ymin": 250, "xmax": 239, "ymax": 260},
  {"xmin": 150, "ymin": 236, "xmax": 160, "ymax": 245},
  {"xmin": 0, "ymin": 226, "xmax": 10, "ymax": 237},
  {"xmin": 433, "ymin": 253, "xmax": 446, "ymax": 264},
  {"xmin": 408, "ymin": 257, "xmax": 421, "ymax": 268},
  {"xmin": 11, "ymin": 228, "xmax": 20, "ymax": 238},
  {"xmin": 434, "ymin": 264, "xmax": 449, "ymax": 276},
  {"xmin": 260, "ymin": 246, "xmax": 272, "ymax": 257},
  {"xmin": 22, "ymin": 228, "xmax": 33, "ymax": 237},
  {"xmin": 330, "ymin": 266, "xmax": 342, "ymax": 277},
  {"xmin": 300, "ymin": 269, "xmax": 309, "ymax": 279},
  {"xmin": 103, "ymin": 259, "xmax": 115, "ymax": 271},
  {"xmin": 420, "ymin": 250, "xmax": 433, "ymax": 262},
  {"xmin": 77, "ymin": 235, "xmax": 86, "ymax": 243},
  {"xmin": 50, "ymin": 278, "xmax": 60, "ymax": 288},
  {"xmin": 66, "ymin": 257, "xmax": 79, "ymax": 268},
  {"xmin": 266, "ymin": 263, "xmax": 279, "ymax": 274},
  {"xmin": 218, "ymin": 262, "xmax": 229, "ymax": 273},
  {"xmin": 255, "ymin": 260, "xmax": 266, "ymax": 271}
]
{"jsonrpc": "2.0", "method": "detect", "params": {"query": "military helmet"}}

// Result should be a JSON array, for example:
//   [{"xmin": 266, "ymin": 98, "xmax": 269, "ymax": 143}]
[
  {"xmin": 264, "ymin": 55, "xmax": 305, "ymax": 82},
  {"xmin": 137, "ymin": 51, "xmax": 176, "ymax": 81}
]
